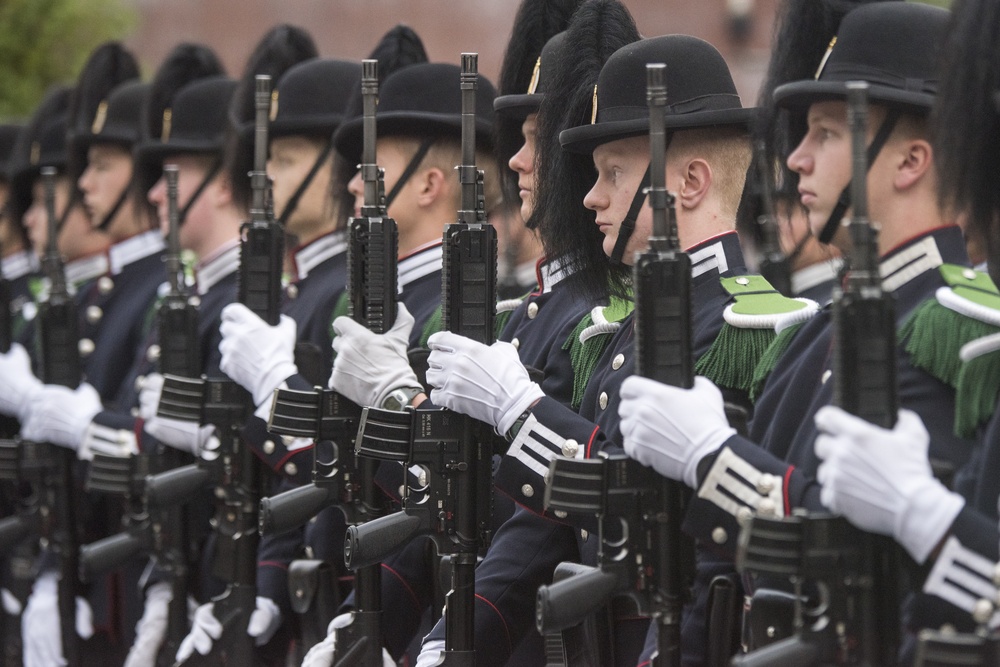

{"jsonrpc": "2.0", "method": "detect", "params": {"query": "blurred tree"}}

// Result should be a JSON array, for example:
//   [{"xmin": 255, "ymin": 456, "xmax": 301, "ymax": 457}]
[{"xmin": 0, "ymin": 0, "xmax": 135, "ymax": 120}]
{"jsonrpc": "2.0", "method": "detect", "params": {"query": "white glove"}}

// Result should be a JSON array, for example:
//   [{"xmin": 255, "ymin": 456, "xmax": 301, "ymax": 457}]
[
  {"xmin": 138, "ymin": 373, "xmax": 214, "ymax": 454},
  {"xmin": 20, "ymin": 383, "xmax": 103, "ymax": 451},
  {"xmin": 301, "ymin": 612, "xmax": 395, "ymax": 667},
  {"xmin": 219, "ymin": 303, "xmax": 299, "ymax": 407},
  {"xmin": 123, "ymin": 582, "xmax": 172, "ymax": 667},
  {"xmin": 0, "ymin": 344, "xmax": 42, "ymax": 420},
  {"xmin": 22, "ymin": 571, "xmax": 94, "ymax": 667},
  {"xmin": 415, "ymin": 638, "xmax": 447, "ymax": 667},
  {"xmin": 176, "ymin": 596, "xmax": 282, "ymax": 663},
  {"xmin": 814, "ymin": 406, "xmax": 965, "ymax": 564},
  {"xmin": 619, "ymin": 376, "xmax": 736, "ymax": 488},
  {"xmin": 426, "ymin": 331, "xmax": 544, "ymax": 434},
  {"xmin": 329, "ymin": 303, "xmax": 419, "ymax": 407}
]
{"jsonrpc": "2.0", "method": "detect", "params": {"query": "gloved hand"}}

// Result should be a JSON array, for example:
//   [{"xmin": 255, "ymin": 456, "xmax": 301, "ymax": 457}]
[
  {"xmin": 137, "ymin": 373, "xmax": 214, "ymax": 454},
  {"xmin": 329, "ymin": 303, "xmax": 419, "ymax": 407},
  {"xmin": 20, "ymin": 383, "xmax": 103, "ymax": 451},
  {"xmin": 22, "ymin": 571, "xmax": 94, "ymax": 667},
  {"xmin": 301, "ymin": 612, "xmax": 395, "ymax": 667},
  {"xmin": 814, "ymin": 406, "xmax": 965, "ymax": 564},
  {"xmin": 415, "ymin": 638, "xmax": 446, "ymax": 667},
  {"xmin": 426, "ymin": 331, "xmax": 544, "ymax": 434},
  {"xmin": 0, "ymin": 343, "xmax": 42, "ymax": 420},
  {"xmin": 123, "ymin": 582, "xmax": 171, "ymax": 667},
  {"xmin": 619, "ymin": 376, "xmax": 736, "ymax": 488},
  {"xmin": 176, "ymin": 596, "xmax": 282, "ymax": 662},
  {"xmin": 219, "ymin": 303, "xmax": 298, "ymax": 407}
]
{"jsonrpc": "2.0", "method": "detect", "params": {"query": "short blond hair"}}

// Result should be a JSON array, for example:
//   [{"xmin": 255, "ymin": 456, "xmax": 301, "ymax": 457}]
[{"xmin": 669, "ymin": 127, "xmax": 752, "ymax": 221}]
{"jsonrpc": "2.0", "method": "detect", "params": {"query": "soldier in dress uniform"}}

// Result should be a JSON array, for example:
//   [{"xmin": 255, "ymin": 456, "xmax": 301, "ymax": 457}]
[
  {"xmin": 615, "ymin": 3, "xmax": 995, "ymax": 660},
  {"xmin": 812, "ymin": 0, "xmax": 1000, "ymax": 645},
  {"xmin": 0, "ymin": 123, "xmax": 39, "ymax": 334}
]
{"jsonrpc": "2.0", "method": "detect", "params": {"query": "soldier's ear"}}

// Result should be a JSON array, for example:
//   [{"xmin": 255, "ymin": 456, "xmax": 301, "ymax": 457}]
[
  {"xmin": 675, "ymin": 157, "xmax": 712, "ymax": 211},
  {"xmin": 415, "ymin": 166, "xmax": 447, "ymax": 208},
  {"xmin": 893, "ymin": 138, "xmax": 933, "ymax": 193}
]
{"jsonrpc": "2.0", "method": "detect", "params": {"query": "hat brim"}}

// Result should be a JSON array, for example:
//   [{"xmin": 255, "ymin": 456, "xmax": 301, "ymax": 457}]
[
  {"xmin": 773, "ymin": 80, "xmax": 933, "ymax": 114},
  {"xmin": 560, "ymin": 107, "xmax": 756, "ymax": 154},
  {"xmin": 269, "ymin": 114, "xmax": 345, "ymax": 139},
  {"xmin": 334, "ymin": 112, "xmax": 494, "ymax": 167},
  {"xmin": 134, "ymin": 140, "xmax": 223, "ymax": 168},
  {"xmin": 493, "ymin": 93, "xmax": 542, "ymax": 120}
]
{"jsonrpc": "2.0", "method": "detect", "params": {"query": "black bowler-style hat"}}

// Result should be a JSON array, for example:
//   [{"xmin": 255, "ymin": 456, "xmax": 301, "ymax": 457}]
[
  {"xmin": 269, "ymin": 58, "xmax": 362, "ymax": 138},
  {"xmin": 135, "ymin": 76, "xmax": 237, "ymax": 166},
  {"xmin": 72, "ymin": 80, "xmax": 149, "ymax": 154},
  {"xmin": 773, "ymin": 1, "xmax": 948, "ymax": 114},
  {"xmin": 494, "ymin": 31, "xmax": 568, "ymax": 120},
  {"xmin": 0, "ymin": 124, "xmax": 23, "ymax": 183},
  {"xmin": 560, "ymin": 35, "xmax": 754, "ymax": 154},
  {"xmin": 333, "ymin": 62, "xmax": 497, "ymax": 168}
]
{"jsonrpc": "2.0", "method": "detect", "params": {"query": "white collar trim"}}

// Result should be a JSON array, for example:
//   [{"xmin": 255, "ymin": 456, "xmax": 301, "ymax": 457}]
[{"xmin": 108, "ymin": 230, "xmax": 165, "ymax": 276}]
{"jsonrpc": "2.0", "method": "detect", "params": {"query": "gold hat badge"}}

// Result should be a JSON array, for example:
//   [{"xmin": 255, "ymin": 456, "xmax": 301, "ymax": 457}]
[
  {"xmin": 270, "ymin": 90, "xmax": 279, "ymax": 122},
  {"xmin": 161, "ymin": 108, "xmax": 172, "ymax": 143},
  {"xmin": 814, "ymin": 37, "xmax": 837, "ymax": 80},
  {"xmin": 91, "ymin": 101, "xmax": 109, "ymax": 135},
  {"xmin": 591, "ymin": 85, "xmax": 598, "ymax": 125},
  {"xmin": 527, "ymin": 57, "xmax": 541, "ymax": 95}
]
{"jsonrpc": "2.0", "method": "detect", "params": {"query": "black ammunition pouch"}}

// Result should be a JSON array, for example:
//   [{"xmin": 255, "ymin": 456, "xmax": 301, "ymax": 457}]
[{"xmin": 288, "ymin": 559, "xmax": 340, "ymax": 650}]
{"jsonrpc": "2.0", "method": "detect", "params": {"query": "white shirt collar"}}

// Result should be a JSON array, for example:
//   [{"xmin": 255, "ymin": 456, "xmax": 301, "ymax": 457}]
[
  {"xmin": 108, "ymin": 230, "xmax": 165, "ymax": 276},
  {"xmin": 537, "ymin": 256, "xmax": 571, "ymax": 294},
  {"xmin": 196, "ymin": 240, "xmax": 241, "ymax": 295},
  {"xmin": 64, "ymin": 254, "xmax": 110, "ymax": 286},
  {"xmin": 292, "ymin": 231, "xmax": 348, "ymax": 282},
  {"xmin": 1, "ymin": 250, "xmax": 39, "ymax": 281},
  {"xmin": 792, "ymin": 259, "xmax": 843, "ymax": 296},
  {"xmin": 398, "ymin": 240, "xmax": 443, "ymax": 290}
]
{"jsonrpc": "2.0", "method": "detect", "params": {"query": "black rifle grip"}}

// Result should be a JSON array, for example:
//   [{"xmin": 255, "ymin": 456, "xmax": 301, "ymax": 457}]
[
  {"xmin": 145, "ymin": 464, "xmax": 213, "ymax": 509},
  {"xmin": 258, "ymin": 483, "xmax": 335, "ymax": 536},
  {"xmin": 79, "ymin": 531, "xmax": 144, "ymax": 581},
  {"xmin": 535, "ymin": 565, "xmax": 626, "ymax": 635},
  {"xmin": 344, "ymin": 510, "xmax": 423, "ymax": 570}
]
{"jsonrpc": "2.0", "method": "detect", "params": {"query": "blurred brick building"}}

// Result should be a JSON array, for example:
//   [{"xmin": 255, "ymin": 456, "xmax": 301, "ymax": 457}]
[{"xmin": 125, "ymin": 0, "xmax": 779, "ymax": 105}]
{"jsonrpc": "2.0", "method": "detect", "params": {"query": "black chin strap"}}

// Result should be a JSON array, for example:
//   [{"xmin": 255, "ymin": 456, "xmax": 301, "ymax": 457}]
[
  {"xmin": 278, "ymin": 138, "xmax": 335, "ymax": 225},
  {"xmin": 817, "ymin": 109, "xmax": 901, "ymax": 244},
  {"xmin": 384, "ymin": 138, "xmax": 436, "ymax": 209},
  {"xmin": 178, "ymin": 158, "xmax": 223, "ymax": 226},
  {"xmin": 96, "ymin": 185, "xmax": 131, "ymax": 232},
  {"xmin": 609, "ymin": 165, "xmax": 651, "ymax": 265}
]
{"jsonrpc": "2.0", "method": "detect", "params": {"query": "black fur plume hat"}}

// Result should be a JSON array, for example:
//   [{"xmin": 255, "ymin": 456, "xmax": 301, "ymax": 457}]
[
  {"xmin": 270, "ymin": 59, "xmax": 363, "ymax": 138},
  {"xmin": 774, "ymin": 2, "xmax": 949, "ymax": 114},
  {"xmin": 333, "ymin": 62, "xmax": 498, "ymax": 168},
  {"xmin": 495, "ymin": 31, "xmax": 569, "ymax": 120},
  {"xmin": 7, "ymin": 87, "xmax": 73, "ymax": 226},
  {"xmin": 0, "ymin": 124, "xmax": 23, "ymax": 183},
  {"xmin": 561, "ymin": 35, "xmax": 755, "ymax": 154},
  {"xmin": 136, "ymin": 76, "xmax": 237, "ymax": 164}
]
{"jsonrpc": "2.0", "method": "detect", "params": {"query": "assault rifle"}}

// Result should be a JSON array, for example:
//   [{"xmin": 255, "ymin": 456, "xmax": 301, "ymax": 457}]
[
  {"xmin": 261, "ymin": 58, "xmax": 398, "ymax": 664},
  {"xmin": 345, "ymin": 53, "xmax": 497, "ymax": 665},
  {"xmin": 79, "ymin": 165, "xmax": 198, "ymax": 663},
  {"xmin": 754, "ymin": 140, "xmax": 792, "ymax": 297},
  {"xmin": 733, "ymin": 81, "xmax": 901, "ymax": 667},
  {"xmin": 149, "ymin": 75, "xmax": 280, "ymax": 667},
  {"xmin": 535, "ymin": 64, "xmax": 695, "ymax": 667}
]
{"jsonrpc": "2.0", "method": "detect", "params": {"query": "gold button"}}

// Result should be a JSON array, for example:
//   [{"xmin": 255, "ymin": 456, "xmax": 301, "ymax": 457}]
[
  {"xmin": 284, "ymin": 462, "xmax": 298, "ymax": 476},
  {"xmin": 287, "ymin": 284, "xmax": 299, "ymax": 299},
  {"xmin": 79, "ymin": 338, "xmax": 95, "ymax": 357},
  {"xmin": 599, "ymin": 392, "xmax": 608, "ymax": 410},
  {"xmin": 561, "ymin": 439, "xmax": 579, "ymax": 458},
  {"xmin": 146, "ymin": 344, "xmax": 161, "ymax": 363},
  {"xmin": 712, "ymin": 527, "xmax": 728, "ymax": 544},
  {"xmin": 736, "ymin": 277, "xmax": 750, "ymax": 286},
  {"xmin": 263, "ymin": 440, "xmax": 276, "ymax": 455},
  {"xmin": 612, "ymin": 354, "xmax": 625, "ymax": 370},
  {"xmin": 97, "ymin": 276, "xmax": 114, "ymax": 294},
  {"xmin": 511, "ymin": 338, "xmax": 520, "ymax": 350},
  {"xmin": 521, "ymin": 483, "xmax": 534, "ymax": 498},
  {"xmin": 964, "ymin": 268, "xmax": 978, "ymax": 281},
  {"xmin": 527, "ymin": 302, "xmax": 539, "ymax": 319},
  {"xmin": 86, "ymin": 305, "xmax": 102, "ymax": 324},
  {"xmin": 188, "ymin": 296, "xmax": 201, "ymax": 308}
]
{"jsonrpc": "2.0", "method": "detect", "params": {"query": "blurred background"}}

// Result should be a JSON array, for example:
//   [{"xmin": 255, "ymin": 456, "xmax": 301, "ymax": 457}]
[{"xmin": 0, "ymin": 0, "xmax": 950, "ymax": 122}]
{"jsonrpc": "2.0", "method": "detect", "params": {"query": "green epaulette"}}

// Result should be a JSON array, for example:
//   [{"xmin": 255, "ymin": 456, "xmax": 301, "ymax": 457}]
[
  {"xmin": 563, "ymin": 296, "xmax": 634, "ymax": 410},
  {"xmin": 899, "ymin": 265, "xmax": 1000, "ymax": 437},
  {"xmin": 417, "ymin": 305, "xmax": 443, "ymax": 348},
  {"xmin": 494, "ymin": 296, "xmax": 528, "ymax": 340},
  {"xmin": 327, "ymin": 291, "xmax": 351, "ymax": 344},
  {"xmin": 696, "ymin": 275, "xmax": 819, "ymax": 399}
]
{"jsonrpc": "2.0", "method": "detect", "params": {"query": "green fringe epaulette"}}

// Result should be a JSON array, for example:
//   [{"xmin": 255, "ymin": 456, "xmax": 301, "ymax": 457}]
[
  {"xmin": 563, "ymin": 296, "xmax": 634, "ymax": 410},
  {"xmin": 955, "ymin": 333, "xmax": 1000, "ymax": 438},
  {"xmin": 899, "ymin": 265, "xmax": 1000, "ymax": 437},
  {"xmin": 696, "ymin": 275, "xmax": 819, "ymax": 396},
  {"xmin": 494, "ymin": 297, "xmax": 526, "ymax": 340},
  {"xmin": 418, "ymin": 305, "xmax": 443, "ymax": 348},
  {"xmin": 749, "ymin": 318, "xmax": 812, "ymax": 402},
  {"xmin": 327, "ymin": 291, "xmax": 351, "ymax": 346}
]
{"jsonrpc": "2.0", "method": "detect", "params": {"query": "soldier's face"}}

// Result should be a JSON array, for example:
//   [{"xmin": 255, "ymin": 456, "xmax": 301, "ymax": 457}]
[
  {"xmin": 267, "ymin": 136, "xmax": 334, "ymax": 243},
  {"xmin": 585, "ymin": 136, "xmax": 653, "ymax": 266},
  {"xmin": 79, "ymin": 144, "xmax": 133, "ymax": 228},
  {"xmin": 508, "ymin": 114, "xmax": 539, "ymax": 221},
  {"xmin": 346, "ymin": 137, "xmax": 422, "ymax": 229},
  {"xmin": 147, "ymin": 154, "xmax": 218, "ymax": 255},
  {"xmin": 24, "ymin": 177, "xmax": 67, "ymax": 254}
]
